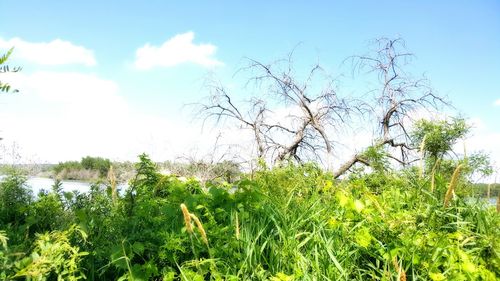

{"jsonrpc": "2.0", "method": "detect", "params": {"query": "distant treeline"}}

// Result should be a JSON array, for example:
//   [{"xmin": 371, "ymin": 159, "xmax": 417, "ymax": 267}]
[
  {"xmin": 1, "ymin": 156, "xmax": 242, "ymax": 184},
  {"xmin": 472, "ymin": 183, "xmax": 500, "ymax": 197}
]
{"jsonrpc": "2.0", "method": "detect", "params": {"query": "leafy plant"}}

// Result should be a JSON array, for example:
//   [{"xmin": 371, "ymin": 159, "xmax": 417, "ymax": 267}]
[
  {"xmin": 14, "ymin": 225, "xmax": 89, "ymax": 280},
  {"xmin": 0, "ymin": 47, "xmax": 21, "ymax": 93}
]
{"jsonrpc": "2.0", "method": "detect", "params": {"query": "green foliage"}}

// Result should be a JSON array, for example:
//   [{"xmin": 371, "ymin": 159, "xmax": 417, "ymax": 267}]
[
  {"xmin": 413, "ymin": 117, "xmax": 469, "ymax": 161},
  {"xmin": 27, "ymin": 191, "xmax": 67, "ymax": 234},
  {"xmin": 130, "ymin": 153, "xmax": 160, "ymax": 192},
  {"xmin": 0, "ymin": 173, "xmax": 32, "ymax": 228},
  {"xmin": 53, "ymin": 161, "xmax": 83, "ymax": 175},
  {"xmin": 14, "ymin": 225, "xmax": 88, "ymax": 280},
  {"xmin": 0, "ymin": 47, "xmax": 21, "ymax": 93},
  {"xmin": 463, "ymin": 152, "xmax": 494, "ymax": 179},
  {"xmin": 81, "ymin": 156, "xmax": 111, "ymax": 177},
  {"xmin": 361, "ymin": 145, "xmax": 389, "ymax": 172},
  {"xmin": 1, "ymin": 154, "xmax": 499, "ymax": 280},
  {"xmin": 52, "ymin": 156, "xmax": 111, "ymax": 180}
]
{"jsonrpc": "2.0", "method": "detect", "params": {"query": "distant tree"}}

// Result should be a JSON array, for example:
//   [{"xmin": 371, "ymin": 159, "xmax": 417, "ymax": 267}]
[
  {"xmin": 81, "ymin": 156, "xmax": 111, "ymax": 177},
  {"xmin": 52, "ymin": 161, "xmax": 83, "ymax": 175}
]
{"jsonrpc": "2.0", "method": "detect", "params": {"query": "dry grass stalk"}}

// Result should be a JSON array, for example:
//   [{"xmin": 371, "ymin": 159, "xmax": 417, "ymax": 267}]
[
  {"xmin": 463, "ymin": 139, "xmax": 467, "ymax": 159},
  {"xmin": 431, "ymin": 173, "xmax": 435, "ymax": 193},
  {"xmin": 444, "ymin": 164, "xmax": 463, "ymax": 208},
  {"xmin": 430, "ymin": 159, "xmax": 440, "ymax": 192},
  {"xmin": 392, "ymin": 256, "xmax": 407, "ymax": 281},
  {"xmin": 180, "ymin": 204, "xmax": 193, "ymax": 233},
  {"xmin": 190, "ymin": 214, "xmax": 208, "ymax": 245},
  {"xmin": 419, "ymin": 135, "xmax": 427, "ymax": 178},
  {"xmin": 235, "ymin": 212, "xmax": 240, "ymax": 240},
  {"xmin": 497, "ymin": 192, "xmax": 500, "ymax": 213},
  {"xmin": 108, "ymin": 165, "xmax": 117, "ymax": 204}
]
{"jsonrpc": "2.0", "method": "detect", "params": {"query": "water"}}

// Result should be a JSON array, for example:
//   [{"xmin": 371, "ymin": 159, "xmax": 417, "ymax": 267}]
[
  {"xmin": 27, "ymin": 177, "xmax": 93, "ymax": 195},
  {"xmin": 0, "ymin": 176, "xmax": 128, "ymax": 195},
  {"xmin": 487, "ymin": 197, "xmax": 497, "ymax": 206},
  {"xmin": 466, "ymin": 196, "xmax": 497, "ymax": 207}
]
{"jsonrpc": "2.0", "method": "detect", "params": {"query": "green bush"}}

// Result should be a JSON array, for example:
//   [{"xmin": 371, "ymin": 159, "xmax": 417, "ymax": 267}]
[{"xmin": 0, "ymin": 173, "xmax": 32, "ymax": 228}]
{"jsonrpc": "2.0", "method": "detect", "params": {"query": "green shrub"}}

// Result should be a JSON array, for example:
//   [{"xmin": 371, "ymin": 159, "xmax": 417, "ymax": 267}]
[{"xmin": 0, "ymin": 173, "xmax": 32, "ymax": 228}]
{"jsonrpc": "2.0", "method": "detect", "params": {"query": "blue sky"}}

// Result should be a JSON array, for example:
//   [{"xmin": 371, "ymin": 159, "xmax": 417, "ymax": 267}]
[{"xmin": 0, "ymin": 1, "xmax": 499, "ymax": 171}]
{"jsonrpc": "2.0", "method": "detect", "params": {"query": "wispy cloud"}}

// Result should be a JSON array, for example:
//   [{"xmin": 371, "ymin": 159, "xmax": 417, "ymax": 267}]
[
  {"xmin": 0, "ymin": 37, "xmax": 96, "ymax": 66},
  {"xmin": 134, "ymin": 32, "xmax": 223, "ymax": 70},
  {"xmin": 494, "ymin": 99, "xmax": 500, "ymax": 106}
]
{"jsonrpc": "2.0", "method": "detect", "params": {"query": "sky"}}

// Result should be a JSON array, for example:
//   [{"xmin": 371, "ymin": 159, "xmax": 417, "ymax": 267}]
[{"xmin": 0, "ymin": 1, "xmax": 499, "ymax": 174}]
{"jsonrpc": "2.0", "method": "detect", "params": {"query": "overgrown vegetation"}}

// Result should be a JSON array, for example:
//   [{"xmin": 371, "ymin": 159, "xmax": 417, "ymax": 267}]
[{"xmin": 0, "ymin": 149, "xmax": 498, "ymax": 280}]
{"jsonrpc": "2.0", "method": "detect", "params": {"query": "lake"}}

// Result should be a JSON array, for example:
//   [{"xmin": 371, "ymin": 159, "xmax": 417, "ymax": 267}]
[
  {"xmin": 468, "ymin": 196, "xmax": 497, "ymax": 207},
  {"xmin": 0, "ymin": 176, "xmax": 129, "ymax": 195}
]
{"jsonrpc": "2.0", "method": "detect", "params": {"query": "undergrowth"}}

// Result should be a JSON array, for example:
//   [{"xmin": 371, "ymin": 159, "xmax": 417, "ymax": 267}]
[{"xmin": 0, "ymin": 155, "xmax": 498, "ymax": 280}]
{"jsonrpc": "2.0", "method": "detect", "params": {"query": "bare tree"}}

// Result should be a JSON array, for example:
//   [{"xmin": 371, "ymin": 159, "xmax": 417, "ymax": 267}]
[
  {"xmin": 333, "ymin": 38, "xmax": 448, "ymax": 178},
  {"xmin": 198, "ymin": 53, "xmax": 352, "ymax": 166},
  {"xmin": 199, "ymin": 38, "xmax": 448, "ymax": 178}
]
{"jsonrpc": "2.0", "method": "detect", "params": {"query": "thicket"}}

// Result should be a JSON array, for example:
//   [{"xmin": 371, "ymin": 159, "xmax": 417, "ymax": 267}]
[
  {"xmin": 52, "ymin": 156, "xmax": 111, "ymax": 180},
  {"xmin": 0, "ymin": 152, "xmax": 498, "ymax": 280}
]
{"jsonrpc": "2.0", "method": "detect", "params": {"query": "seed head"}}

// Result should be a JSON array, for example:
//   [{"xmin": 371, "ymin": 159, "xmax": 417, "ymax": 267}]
[
  {"xmin": 180, "ymin": 203, "xmax": 193, "ymax": 233},
  {"xmin": 444, "ymin": 164, "xmax": 463, "ymax": 208},
  {"xmin": 392, "ymin": 256, "xmax": 406, "ymax": 281},
  {"xmin": 190, "ymin": 214, "xmax": 208, "ymax": 245}
]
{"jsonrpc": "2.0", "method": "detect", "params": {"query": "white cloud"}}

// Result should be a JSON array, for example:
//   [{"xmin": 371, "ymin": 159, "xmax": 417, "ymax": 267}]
[
  {"xmin": 2, "ymin": 71, "xmax": 125, "ymax": 113},
  {"xmin": 494, "ymin": 99, "xmax": 500, "ymax": 106},
  {"xmin": 0, "ymin": 37, "xmax": 96, "ymax": 66},
  {"xmin": 0, "ymin": 71, "xmax": 228, "ymax": 163},
  {"xmin": 134, "ymin": 32, "xmax": 223, "ymax": 70}
]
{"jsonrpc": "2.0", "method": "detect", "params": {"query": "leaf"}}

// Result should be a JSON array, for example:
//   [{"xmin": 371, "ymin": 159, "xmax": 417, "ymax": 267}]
[
  {"xmin": 132, "ymin": 242, "xmax": 145, "ymax": 255},
  {"xmin": 354, "ymin": 227, "xmax": 373, "ymax": 248},
  {"xmin": 429, "ymin": 272, "xmax": 446, "ymax": 281}
]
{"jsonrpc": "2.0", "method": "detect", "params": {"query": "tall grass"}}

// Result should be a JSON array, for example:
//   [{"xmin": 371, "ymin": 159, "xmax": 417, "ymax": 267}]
[{"xmin": 1, "ymin": 159, "xmax": 499, "ymax": 280}]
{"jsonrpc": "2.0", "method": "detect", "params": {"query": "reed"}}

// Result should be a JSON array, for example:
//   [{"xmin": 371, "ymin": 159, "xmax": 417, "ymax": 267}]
[
  {"xmin": 108, "ymin": 165, "xmax": 117, "ymax": 204},
  {"xmin": 419, "ymin": 135, "xmax": 427, "ymax": 178},
  {"xmin": 444, "ymin": 164, "xmax": 463, "ymax": 208},
  {"xmin": 190, "ymin": 214, "xmax": 208, "ymax": 245},
  {"xmin": 430, "ymin": 159, "xmax": 440, "ymax": 192},
  {"xmin": 497, "ymin": 192, "xmax": 500, "ymax": 213},
  {"xmin": 392, "ymin": 256, "xmax": 406, "ymax": 281},
  {"xmin": 235, "ymin": 212, "xmax": 240, "ymax": 240},
  {"xmin": 180, "ymin": 203, "xmax": 193, "ymax": 233}
]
